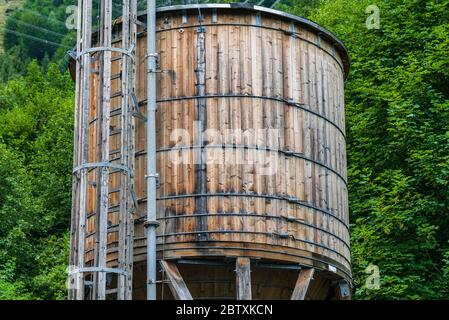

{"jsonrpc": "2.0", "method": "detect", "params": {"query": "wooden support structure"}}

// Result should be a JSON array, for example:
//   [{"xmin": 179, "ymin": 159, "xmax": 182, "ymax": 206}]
[
  {"xmin": 291, "ymin": 268, "xmax": 315, "ymax": 300},
  {"xmin": 69, "ymin": 5, "xmax": 353, "ymax": 300},
  {"xmin": 97, "ymin": 0, "xmax": 112, "ymax": 301},
  {"xmin": 160, "ymin": 261, "xmax": 193, "ymax": 300},
  {"xmin": 76, "ymin": 0, "xmax": 92, "ymax": 301},
  {"xmin": 236, "ymin": 258, "xmax": 252, "ymax": 300}
]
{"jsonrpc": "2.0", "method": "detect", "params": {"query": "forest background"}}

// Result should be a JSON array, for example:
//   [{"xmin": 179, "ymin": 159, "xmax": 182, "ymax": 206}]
[{"xmin": 0, "ymin": 0, "xmax": 448, "ymax": 300}]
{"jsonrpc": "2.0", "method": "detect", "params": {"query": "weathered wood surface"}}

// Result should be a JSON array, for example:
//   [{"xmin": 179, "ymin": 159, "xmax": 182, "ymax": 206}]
[
  {"xmin": 236, "ymin": 258, "xmax": 252, "ymax": 300},
  {"xmin": 291, "ymin": 268, "xmax": 315, "ymax": 300},
  {"xmin": 76, "ymin": 7, "xmax": 352, "ymax": 298},
  {"xmin": 160, "ymin": 260, "xmax": 193, "ymax": 300}
]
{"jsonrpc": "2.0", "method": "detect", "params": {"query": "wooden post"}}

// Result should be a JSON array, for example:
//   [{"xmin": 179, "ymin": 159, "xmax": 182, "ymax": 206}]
[
  {"xmin": 76, "ymin": 0, "xmax": 93, "ymax": 301},
  {"xmin": 118, "ymin": 0, "xmax": 130, "ymax": 301},
  {"xmin": 236, "ymin": 258, "xmax": 252, "ymax": 300},
  {"xmin": 97, "ymin": 0, "xmax": 112, "ymax": 301},
  {"xmin": 125, "ymin": 0, "xmax": 138, "ymax": 302},
  {"xmin": 160, "ymin": 261, "xmax": 193, "ymax": 300},
  {"xmin": 291, "ymin": 268, "xmax": 315, "ymax": 300}
]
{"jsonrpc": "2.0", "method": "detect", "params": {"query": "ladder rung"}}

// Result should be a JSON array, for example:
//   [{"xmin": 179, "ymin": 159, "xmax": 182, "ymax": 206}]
[
  {"xmin": 87, "ymin": 211, "xmax": 97, "ymax": 219},
  {"xmin": 111, "ymin": 108, "xmax": 122, "ymax": 117},
  {"xmin": 109, "ymin": 205, "xmax": 120, "ymax": 213},
  {"xmin": 108, "ymin": 225, "xmax": 119, "ymax": 233},
  {"xmin": 110, "ymin": 149, "xmax": 121, "ymax": 156},
  {"xmin": 111, "ymin": 73, "xmax": 121, "ymax": 80},
  {"xmin": 110, "ymin": 156, "xmax": 122, "ymax": 162},
  {"xmin": 111, "ymin": 91, "xmax": 123, "ymax": 99},
  {"xmin": 106, "ymin": 289, "xmax": 118, "ymax": 295},
  {"xmin": 110, "ymin": 130, "xmax": 122, "ymax": 136},
  {"xmin": 88, "ymin": 110, "xmax": 122, "ymax": 122},
  {"xmin": 108, "ymin": 187, "xmax": 121, "ymax": 194}
]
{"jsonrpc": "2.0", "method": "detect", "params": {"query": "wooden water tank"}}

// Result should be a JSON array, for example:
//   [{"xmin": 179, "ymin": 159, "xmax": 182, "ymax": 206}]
[{"xmin": 78, "ymin": 4, "xmax": 351, "ymax": 300}]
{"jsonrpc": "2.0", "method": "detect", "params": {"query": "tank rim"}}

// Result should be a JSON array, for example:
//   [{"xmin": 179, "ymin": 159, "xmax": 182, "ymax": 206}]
[
  {"xmin": 152, "ymin": 3, "xmax": 351, "ymax": 79},
  {"xmin": 69, "ymin": 3, "xmax": 351, "ymax": 80}
]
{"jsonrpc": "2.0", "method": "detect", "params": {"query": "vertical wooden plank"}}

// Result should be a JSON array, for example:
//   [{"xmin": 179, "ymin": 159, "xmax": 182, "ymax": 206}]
[
  {"xmin": 98, "ymin": 0, "xmax": 112, "ymax": 301},
  {"xmin": 117, "ymin": 0, "xmax": 130, "ymax": 301},
  {"xmin": 125, "ymin": 0, "xmax": 138, "ymax": 300},
  {"xmin": 76, "ymin": 0, "xmax": 93, "ymax": 301},
  {"xmin": 195, "ymin": 21, "xmax": 207, "ymax": 240},
  {"xmin": 236, "ymin": 258, "xmax": 252, "ymax": 300}
]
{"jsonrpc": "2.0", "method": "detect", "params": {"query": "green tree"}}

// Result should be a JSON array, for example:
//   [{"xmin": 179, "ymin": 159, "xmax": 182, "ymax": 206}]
[
  {"xmin": 302, "ymin": 0, "xmax": 449, "ymax": 299},
  {"xmin": 0, "ymin": 61, "xmax": 74, "ymax": 300}
]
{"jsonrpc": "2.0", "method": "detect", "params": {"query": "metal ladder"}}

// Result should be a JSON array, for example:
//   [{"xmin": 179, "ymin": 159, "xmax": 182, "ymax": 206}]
[{"xmin": 69, "ymin": 0, "xmax": 139, "ymax": 300}]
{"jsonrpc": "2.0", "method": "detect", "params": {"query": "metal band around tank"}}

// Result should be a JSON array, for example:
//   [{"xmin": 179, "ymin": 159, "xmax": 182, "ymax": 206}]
[
  {"xmin": 151, "ymin": 212, "xmax": 350, "ymax": 251},
  {"xmin": 155, "ymin": 23, "xmax": 345, "ymax": 76},
  {"xmin": 158, "ymin": 230, "xmax": 351, "ymax": 266},
  {"xmin": 155, "ymin": 144, "xmax": 348, "ymax": 187},
  {"xmin": 176, "ymin": 259, "xmax": 304, "ymax": 271},
  {"xmin": 140, "ymin": 94, "xmax": 347, "ymax": 139},
  {"xmin": 146, "ymin": 193, "xmax": 349, "ymax": 231}
]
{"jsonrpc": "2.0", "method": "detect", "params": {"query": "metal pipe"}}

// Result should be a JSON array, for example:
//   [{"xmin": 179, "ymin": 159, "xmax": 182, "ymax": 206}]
[
  {"xmin": 146, "ymin": 0, "xmax": 159, "ymax": 301},
  {"xmin": 139, "ymin": 94, "xmax": 347, "ymax": 139}
]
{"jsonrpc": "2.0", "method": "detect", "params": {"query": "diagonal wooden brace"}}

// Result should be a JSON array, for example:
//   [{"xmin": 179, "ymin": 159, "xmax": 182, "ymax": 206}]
[
  {"xmin": 160, "ymin": 260, "xmax": 193, "ymax": 300},
  {"xmin": 291, "ymin": 268, "xmax": 315, "ymax": 300}
]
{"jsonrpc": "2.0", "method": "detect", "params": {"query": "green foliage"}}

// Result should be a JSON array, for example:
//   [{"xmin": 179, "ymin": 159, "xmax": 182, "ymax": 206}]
[
  {"xmin": 0, "ymin": 61, "xmax": 74, "ymax": 300},
  {"xmin": 302, "ymin": 0, "xmax": 449, "ymax": 299},
  {"xmin": 0, "ymin": 0, "xmax": 448, "ymax": 300},
  {"xmin": 276, "ymin": 0, "xmax": 320, "ymax": 18},
  {"xmin": 3, "ymin": 0, "xmax": 76, "ymax": 62}
]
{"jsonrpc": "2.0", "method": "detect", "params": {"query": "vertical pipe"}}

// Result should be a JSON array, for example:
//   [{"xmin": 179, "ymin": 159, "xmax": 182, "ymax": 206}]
[
  {"xmin": 126, "ymin": 0, "xmax": 138, "ymax": 301},
  {"xmin": 98, "ymin": 0, "xmax": 112, "ymax": 301},
  {"xmin": 146, "ymin": 0, "xmax": 158, "ymax": 301}
]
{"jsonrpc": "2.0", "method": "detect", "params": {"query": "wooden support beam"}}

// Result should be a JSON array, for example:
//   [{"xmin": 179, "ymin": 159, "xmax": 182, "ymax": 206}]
[
  {"xmin": 98, "ymin": 0, "xmax": 112, "ymax": 301},
  {"xmin": 291, "ymin": 268, "xmax": 315, "ymax": 300},
  {"xmin": 236, "ymin": 258, "xmax": 252, "ymax": 300},
  {"xmin": 160, "ymin": 261, "xmax": 193, "ymax": 300}
]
